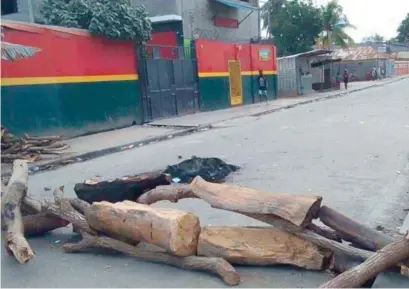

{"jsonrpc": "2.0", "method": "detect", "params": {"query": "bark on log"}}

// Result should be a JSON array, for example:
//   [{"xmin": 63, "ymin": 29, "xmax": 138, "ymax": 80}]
[
  {"xmin": 401, "ymin": 265, "xmax": 409, "ymax": 278},
  {"xmin": 85, "ymin": 201, "xmax": 201, "ymax": 256},
  {"xmin": 74, "ymin": 172, "xmax": 172, "ymax": 203},
  {"xmin": 320, "ymin": 236, "xmax": 409, "ymax": 288},
  {"xmin": 189, "ymin": 176, "xmax": 322, "ymax": 227},
  {"xmin": 1, "ymin": 160, "xmax": 35, "ymax": 263},
  {"xmin": 136, "ymin": 181, "xmax": 373, "ymax": 261},
  {"xmin": 307, "ymin": 223, "xmax": 342, "ymax": 242},
  {"xmin": 198, "ymin": 226, "xmax": 327, "ymax": 270},
  {"xmin": 137, "ymin": 184, "xmax": 197, "ymax": 205},
  {"xmin": 63, "ymin": 231, "xmax": 240, "ymax": 286},
  {"xmin": 43, "ymin": 186, "xmax": 96, "ymax": 235},
  {"xmin": 23, "ymin": 214, "xmax": 69, "ymax": 236},
  {"xmin": 319, "ymin": 206, "xmax": 395, "ymax": 251}
]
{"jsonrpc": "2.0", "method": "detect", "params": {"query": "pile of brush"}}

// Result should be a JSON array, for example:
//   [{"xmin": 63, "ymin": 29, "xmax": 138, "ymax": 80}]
[{"xmin": 1, "ymin": 126, "xmax": 69, "ymax": 163}]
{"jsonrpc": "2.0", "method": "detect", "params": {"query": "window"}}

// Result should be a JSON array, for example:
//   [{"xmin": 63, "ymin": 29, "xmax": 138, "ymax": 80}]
[{"xmin": 1, "ymin": 0, "xmax": 18, "ymax": 15}]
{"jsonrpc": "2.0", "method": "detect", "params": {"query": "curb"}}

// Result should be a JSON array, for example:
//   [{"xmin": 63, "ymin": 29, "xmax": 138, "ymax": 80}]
[
  {"xmin": 2, "ymin": 125, "xmax": 212, "ymax": 177},
  {"xmin": 4, "ymin": 76, "xmax": 407, "ymax": 177}
]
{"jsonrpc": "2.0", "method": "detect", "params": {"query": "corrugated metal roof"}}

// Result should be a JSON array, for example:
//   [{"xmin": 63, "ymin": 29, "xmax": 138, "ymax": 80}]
[
  {"xmin": 1, "ymin": 42, "xmax": 41, "ymax": 61},
  {"xmin": 331, "ymin": 46, "xmax": 391, "ymax": 61},
  {"xmin": 277, "ymin": 49, "xmax": 332, "ymax": 60}
]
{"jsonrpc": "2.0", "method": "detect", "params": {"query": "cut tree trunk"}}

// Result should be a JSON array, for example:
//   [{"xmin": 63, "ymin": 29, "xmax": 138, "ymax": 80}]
[
  {"xmin": 189, "ymin": 176, "xmax": 322, "ymax": 227},
  {"xmin": 63, "ymin": 231, "xmax": 240, "ymax": 286},
  {"xmin": 137, "ymin": 184, "xmax": 197, "ymax": 205},
  {"xmin": 23, "ymin": 214, "xmax": 69, "ymax": 236},
  {"xmin": 319, "ymin": 206, "xmax": 395, "ymax": 251},
  {"xmin": 307, "ymin": 223, "xmax": 342, "ymax": 242},
  {"xmin": 198, "ymin": 226, "xmax": 327, "ymax": 270},
  {"xmin": 320, "ymin": 236, "xmax": 409, "ymax": 288},
  {"xmin": 85, "ymin": 201, "xmax": 201, "ymax": 256},
  {"xmin": 136, "ymin": 180, "xmax": 373, "ymax": 262},
  {"xmin": 74, "ymin": 172, "xmax": 171, "ymax": 203},
  {"xmin": 1, "ymin": 160, "xmax": 35, "ymax": 264}
]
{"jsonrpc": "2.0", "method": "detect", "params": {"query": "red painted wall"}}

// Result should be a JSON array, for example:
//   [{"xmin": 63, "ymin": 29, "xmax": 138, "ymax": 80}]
[
  {"xmin": 1, "ymin": 23, "xmax": 138, "ymax": 78},
  {"xmin": 195, "ymin": 39, "xmax": 277, "ymax": 74},
  {"xmin": 147, "ymin": 31, "xmax": 178, "ymax": 60}
]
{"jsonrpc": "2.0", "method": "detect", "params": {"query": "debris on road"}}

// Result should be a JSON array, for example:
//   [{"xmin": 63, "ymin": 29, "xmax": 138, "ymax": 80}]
[
  {"xmin": 164, "ymin": 156, "xmax": 240, "ymax": 183},
  {"xmin": 1, "ymin": 126, "xmax": 69, "ymax": 163},
  {"xmin": 1, "ymin": 159, "xmax": 409, "ymax": 287}
]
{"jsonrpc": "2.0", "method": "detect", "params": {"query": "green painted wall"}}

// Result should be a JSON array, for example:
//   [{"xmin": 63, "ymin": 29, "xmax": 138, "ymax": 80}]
[
  {"xmin": 1, "ymin": 80, "xmax": 142, "ymax": 137},
  {"xmin": 199, "ymin": 75, "xmax": 278, "ymax": 111}
]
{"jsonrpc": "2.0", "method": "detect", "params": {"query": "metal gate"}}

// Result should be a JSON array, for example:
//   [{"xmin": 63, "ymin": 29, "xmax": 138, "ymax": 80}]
[{"xmin": 139, "ymin": 45, "xmax": 199, "ymax": 122}]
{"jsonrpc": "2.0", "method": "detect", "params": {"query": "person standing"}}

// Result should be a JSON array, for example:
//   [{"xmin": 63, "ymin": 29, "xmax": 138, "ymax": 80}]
[
  {"xmin": 257, "ymin": 69, "xmax": 268, "ymax": 104},
  {"xmin": 343, "ymin": 68, "xmax": 349, "ymax": 89}
]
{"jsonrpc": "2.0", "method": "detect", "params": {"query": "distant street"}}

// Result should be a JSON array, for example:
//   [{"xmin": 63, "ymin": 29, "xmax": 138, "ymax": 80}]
[{"xmin": 2, "ymin": 78, "xmax": 409, "ymax": 288}]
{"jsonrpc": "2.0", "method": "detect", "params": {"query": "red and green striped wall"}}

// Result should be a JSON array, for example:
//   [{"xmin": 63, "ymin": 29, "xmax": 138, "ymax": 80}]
[
  {"xmin": 1, "ymin": 22, "xmax": 142, "ymax": 137},
  {"xmin": 195, "ymin": 39, "xmax": 278, "ymax": 111}
]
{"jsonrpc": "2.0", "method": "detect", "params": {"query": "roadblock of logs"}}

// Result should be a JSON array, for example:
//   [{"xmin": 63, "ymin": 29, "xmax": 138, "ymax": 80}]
[{"xmin": 1, "ymin": 159, "xmax": 409, "ymax": 287}]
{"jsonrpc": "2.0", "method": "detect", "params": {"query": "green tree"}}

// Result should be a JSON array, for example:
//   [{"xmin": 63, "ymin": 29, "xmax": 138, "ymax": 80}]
[
  {"xmin": 362, "ymin": 34, "xmax": 385, "ymax": 43},
  {"xmin": 261, "ymin": 0, "xmax": 323, "ymax": 56},
  {"xmin": 38, "ymin": 0, "xmax": 152, "ymax": 43},
  {"xmin": 318, "ymin": 0, "xmax": 355, "ymax": 49},
  {"xmin": 397, "ymin": 13, "xmax": 409, "ymax": 43}
]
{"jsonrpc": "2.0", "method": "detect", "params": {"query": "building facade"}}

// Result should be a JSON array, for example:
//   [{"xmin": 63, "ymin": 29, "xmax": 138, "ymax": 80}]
[
  {"xmin": 1, "ymin": 0, "xmax": 261, "ymax": 44},
  {"xmin": 140, "ymin": 0, "xmax": 260, "ymax": 43}
]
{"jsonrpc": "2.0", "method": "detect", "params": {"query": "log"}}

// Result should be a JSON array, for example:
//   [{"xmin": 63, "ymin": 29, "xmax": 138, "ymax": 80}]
[
  {"xmin": 307, "ymin": 223, "xmax": 342, "ymax": 242},
  {"xmin": 198, "ymin": 226, "xmax": 327, "ymax": 270},
  {"xmin": 320, "ymin": 236, "xmax": 409, "ymax": 288},
  {"xmin": 189, "ymin": 176, "xmax": 322, "ymax": 227},
  {"xmin": 43, "ymin": 186, "xmax": 96, "ymax": 235},
  {"xmin": 137, "ymin": 184, "xmax": 197, "ymax": 205},
  {"xmin": 137, "ymin": 181, "xmax": 373, "ymax": 261},
  {"xmin": 24, "ymin": 134, "xmax": 61, "ymax": 141},
  {"xmin": 85, "ymin": 201, "xmax": 201, "ymax": 256},
  {"xmin": 319, "ymin": 206, "xmax": 395, "ymax": 251},
  {"xmin": 1, "ymin": 160, "xmax": 35, "ymax": 263},
  {"xmin": 401, "ymin": 265, "xmax": 409, "ymax": 278},
  {"xmin": 23, "ymin": 214, "xmax": 69, "ymax": 236},
  {"xmin": 74, "ymin": 172, "xmax": 172, "ymax": 203},
  {"xmin": 63, "ymin": 231, "xmax": 240, "ymax": 286}
]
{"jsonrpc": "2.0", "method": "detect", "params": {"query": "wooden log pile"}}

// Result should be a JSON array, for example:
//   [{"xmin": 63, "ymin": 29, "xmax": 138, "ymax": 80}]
[
  {"xmin": 2, "ymin": 160, "xmax": 409, "ymax": 287},
  {"xmin": 1, "ymin": 126, "xmax": 69, "ymax": 163}
]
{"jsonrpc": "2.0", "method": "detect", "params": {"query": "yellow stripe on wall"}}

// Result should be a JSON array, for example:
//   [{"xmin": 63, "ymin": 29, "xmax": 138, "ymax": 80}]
[
  {"xmin": 1, "ymin": 74, "xmax": 139, "ymax": 86},
  {"xmin": 199, "ymin": 71, "xmax": 277, "ymax": 78}
]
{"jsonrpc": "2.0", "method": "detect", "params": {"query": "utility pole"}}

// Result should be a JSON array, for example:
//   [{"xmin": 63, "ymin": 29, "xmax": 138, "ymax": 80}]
[{"xmin": 27, "ymin": 0, "xmax": 35, "ymax": 23}]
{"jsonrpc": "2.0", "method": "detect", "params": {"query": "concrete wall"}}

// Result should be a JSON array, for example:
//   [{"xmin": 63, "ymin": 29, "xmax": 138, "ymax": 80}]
[
  {"xmin": 131, "ymin": 0, "xmax": 182, "ymax": 16},
  {"xmin": 180, "ymin": 0, "xmax": 259, "ymax": 43}
]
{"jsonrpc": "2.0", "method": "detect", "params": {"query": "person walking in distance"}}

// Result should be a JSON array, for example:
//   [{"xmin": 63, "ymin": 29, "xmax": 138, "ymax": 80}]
[
  {"xmin": 343, "ymin": 68, "xmax": 349, "ymax": 89},
  {"xmin": 257, "ymin": 69, "xmax": 268, "ymax": 104}
]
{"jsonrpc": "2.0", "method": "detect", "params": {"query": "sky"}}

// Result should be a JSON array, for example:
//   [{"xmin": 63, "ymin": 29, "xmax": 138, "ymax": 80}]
[{"xmin": 260, "ymin": 0, "xmax": 409, "ymax": 42}]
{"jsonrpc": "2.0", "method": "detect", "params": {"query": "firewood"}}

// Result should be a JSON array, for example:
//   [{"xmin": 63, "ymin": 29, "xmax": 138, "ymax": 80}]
[
  {"xmin": 1, "ymin": 160, "xmax": 35, "ymax": 264},
  {"xmin": 189, "ymin": 176, "xmax": 322, "ymax": 227},
  {"xmin": 320, "ymin": 236, "xmax": 409, "ymax": 288},
  {"xmin": 68, "ymin": 198, "xmax": 91, "ymax": 215},
  {"xmin": 319, "ymin": 206, "xmax": 395, "ymax": 251},
  {"xmin": 198, "ymin": 226, "xmax": 327, "ymax": 270},
  {"xmin": 74, "ymin": 172, "xmax": 172, "ymax": 203},
  {"xmin": 307, "ymin": 223, "xmax": 342, "ymax": 242},
  {"xmin": 137, "ymin": 184, "xmax": 197, "ymax": 205},
  {"xmin": 137, "ymin": 186, "xmax": 373, "ymax": 261},
  {"xmin": 23, "ymin": 134, "xmax": 61, "ymax": 141},
  {"xmin": 401, "ymin": 265, "xmax": 409, "ymax": 278},
  {"xmin": 23, "ymin": 213, "xmax": 69, "ymax": 236},
  {"xmin": 63, "ymin": 230, "xmax": 240, "ymax": 286},
  {"xmin": 42, "ymin": 186, "xmax": 96, "ymax": 235},
  {"xmin": 85, "ymin": 201, "xmax": 201, "ymax": 256}
]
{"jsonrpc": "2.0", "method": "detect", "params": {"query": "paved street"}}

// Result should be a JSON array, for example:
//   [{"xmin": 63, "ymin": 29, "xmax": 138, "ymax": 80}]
[{"xmin": 2, "ymin": 78, "xmax": 409, "ymax": 288}]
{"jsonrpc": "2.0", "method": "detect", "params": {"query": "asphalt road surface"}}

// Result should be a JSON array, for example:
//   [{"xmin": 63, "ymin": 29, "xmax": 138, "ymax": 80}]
[{"xmin": 2, "ymin": 79, "xmax": 409, "ymax": 288}]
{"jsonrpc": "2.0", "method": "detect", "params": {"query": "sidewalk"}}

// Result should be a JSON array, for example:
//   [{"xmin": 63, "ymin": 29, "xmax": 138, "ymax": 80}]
[{"xmin": 2, "ymin": 75, "xmax": 407, "ymax": 177}]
